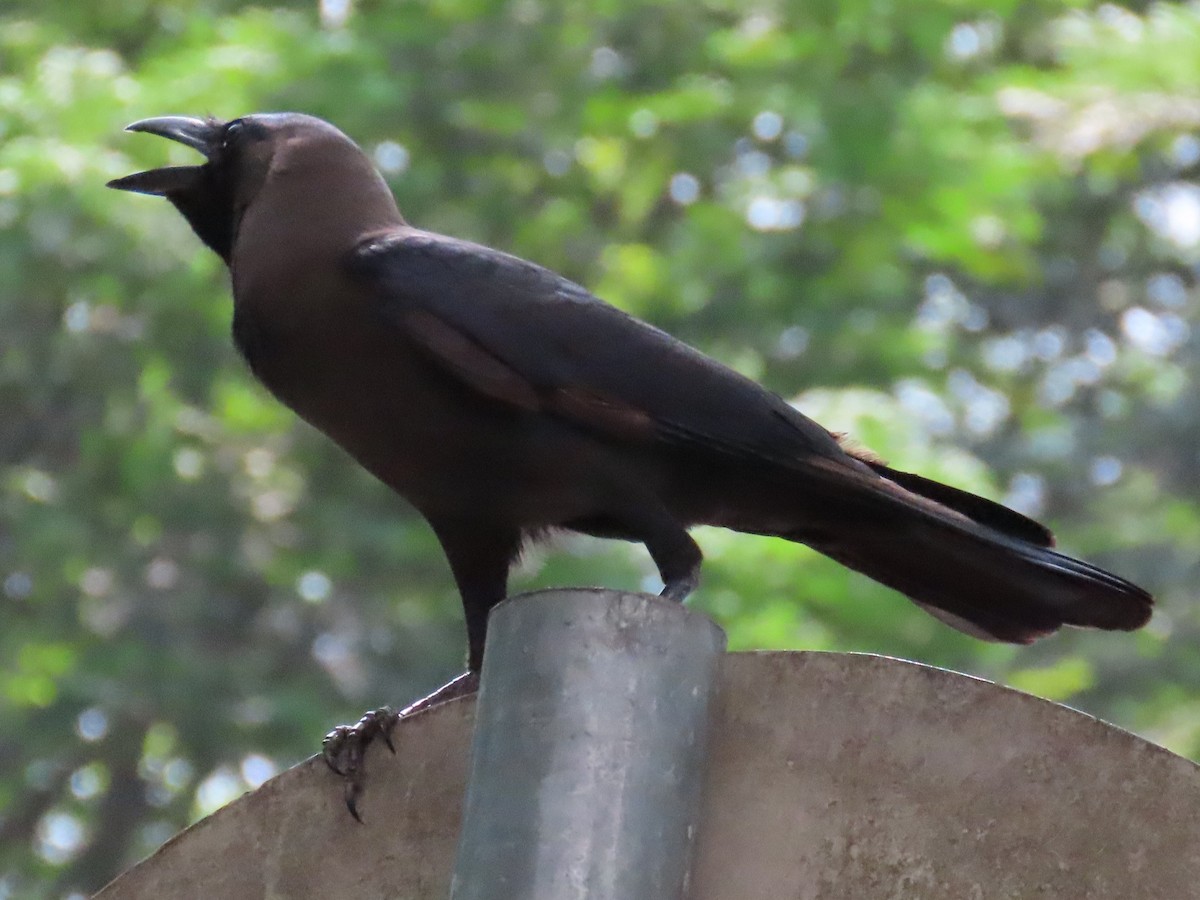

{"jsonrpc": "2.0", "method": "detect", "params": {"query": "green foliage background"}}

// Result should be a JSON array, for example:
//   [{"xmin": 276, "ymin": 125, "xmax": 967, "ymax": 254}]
[{"xmin": 3, "ymin": 0, "xmax": 1199, "ymax": 894}]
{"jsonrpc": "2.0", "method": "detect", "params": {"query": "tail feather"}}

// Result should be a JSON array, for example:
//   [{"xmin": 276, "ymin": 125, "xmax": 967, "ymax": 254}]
[
  {"xmin": 776, "ymin": 461, "xmax": 1152, "ymax": 643},
  {"xmin": 864, "ymin": 460, "xmax": 1054, "ymax": 548}
]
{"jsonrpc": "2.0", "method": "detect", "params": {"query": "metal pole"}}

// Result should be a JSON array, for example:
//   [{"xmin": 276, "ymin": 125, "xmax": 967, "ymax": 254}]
[{"xmin": 450, "ymin": 588, "xmax": 726, "ymax": 900}]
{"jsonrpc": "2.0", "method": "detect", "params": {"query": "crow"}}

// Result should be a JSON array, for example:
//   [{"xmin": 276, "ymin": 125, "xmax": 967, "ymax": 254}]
[{"xmin": 110, "ymin": 113, "xmax": 1151, "ymax": 817}]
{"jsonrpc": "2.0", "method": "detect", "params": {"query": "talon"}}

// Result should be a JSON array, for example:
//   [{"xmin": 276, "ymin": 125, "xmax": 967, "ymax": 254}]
[
  {"xmin": 345, "ymin": 779, "xmax": 364, "ymax": 824},
  {"xmin": 322, "ymin": 724, "xmax": 354, "ymax": 774}
]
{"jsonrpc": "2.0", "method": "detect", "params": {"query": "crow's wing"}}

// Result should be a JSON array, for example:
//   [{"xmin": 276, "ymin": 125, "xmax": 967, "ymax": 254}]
[{"xmin": 350, "ymin": 228, "xmax": 850, "ymax": 467}]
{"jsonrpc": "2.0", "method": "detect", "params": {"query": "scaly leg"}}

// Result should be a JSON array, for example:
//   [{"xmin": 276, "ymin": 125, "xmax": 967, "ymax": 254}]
[{"xmin": 322, "ymin": 518, "xmax": 519, "ymax": 821}]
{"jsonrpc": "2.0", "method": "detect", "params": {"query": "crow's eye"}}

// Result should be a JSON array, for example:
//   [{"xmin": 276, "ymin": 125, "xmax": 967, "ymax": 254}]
[{"xmin": 222, "ymin": 119, "xmax": 245, "ymax": 149}]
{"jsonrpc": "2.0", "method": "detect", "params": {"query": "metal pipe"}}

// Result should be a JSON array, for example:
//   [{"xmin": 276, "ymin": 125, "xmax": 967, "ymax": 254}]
[{"xmin": 450, "ymin": 588, "xmax": 726, "ymax": 900}]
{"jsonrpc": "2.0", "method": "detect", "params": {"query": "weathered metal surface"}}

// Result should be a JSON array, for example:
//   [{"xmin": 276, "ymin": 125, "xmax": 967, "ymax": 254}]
[{"xmin": 96, "ymin": 599, "xmax": 1200, "ymax": 900}]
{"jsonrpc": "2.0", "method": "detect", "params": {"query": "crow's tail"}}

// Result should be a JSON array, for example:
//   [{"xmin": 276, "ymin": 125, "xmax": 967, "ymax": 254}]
[{"xmin": 772, "ymin": 458, "xmax": 1151, "ymax": 643}]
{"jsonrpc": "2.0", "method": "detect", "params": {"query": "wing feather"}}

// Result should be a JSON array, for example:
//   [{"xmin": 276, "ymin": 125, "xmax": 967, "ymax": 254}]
[{"xmin": 350, "ymin": 228, "xmax": 850, "ymax": 467}]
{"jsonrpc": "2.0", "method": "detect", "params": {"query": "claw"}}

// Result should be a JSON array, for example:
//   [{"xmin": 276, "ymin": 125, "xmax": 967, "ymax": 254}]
[
  {"xmin": 322, "ymin": 724, "xmax": 351, "ymax": 774},
  {"xmin": 345, "ymin": 779, "xmax": 364, "ymax": 824}
]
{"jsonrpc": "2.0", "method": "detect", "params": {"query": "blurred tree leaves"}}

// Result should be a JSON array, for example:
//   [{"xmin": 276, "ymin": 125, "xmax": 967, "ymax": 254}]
[{"xmin": 3, "ymin": 0, "xmax": 1199, "ymax": 895}]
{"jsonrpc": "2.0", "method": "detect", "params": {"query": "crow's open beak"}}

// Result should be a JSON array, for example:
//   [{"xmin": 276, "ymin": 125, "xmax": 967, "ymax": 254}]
[{"xmin": 107, "ymin": 116, "xmax": 220, "ymax": 195}]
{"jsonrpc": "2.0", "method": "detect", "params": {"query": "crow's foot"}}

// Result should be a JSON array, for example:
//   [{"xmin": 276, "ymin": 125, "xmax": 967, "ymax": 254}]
[
  {"xmin": 322, "ymin": 707, "xmax": 399, "ymax": 822},
  {"xmin": 322, "ymin": 671, "xmax": 480, "ymax": 822}
]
